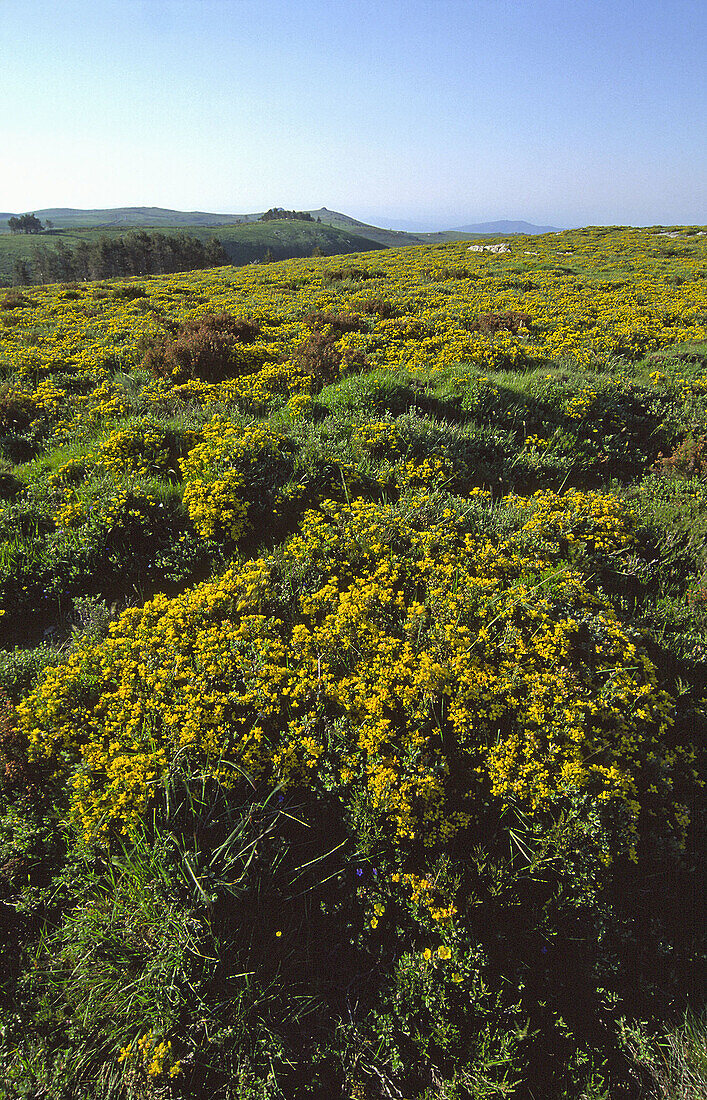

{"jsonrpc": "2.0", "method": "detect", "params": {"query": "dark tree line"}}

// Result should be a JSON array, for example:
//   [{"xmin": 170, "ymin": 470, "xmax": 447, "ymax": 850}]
[
  {"xmin": 12, "ymin": 231, "xmax": 228, "ymax": 286},
  {"xmin": 259, "ymin": 208, "xmax": 317, "ymax": 222},
  {"xmin": 7, "ymin": 214, "xmax": 45, "ymax": 234}
]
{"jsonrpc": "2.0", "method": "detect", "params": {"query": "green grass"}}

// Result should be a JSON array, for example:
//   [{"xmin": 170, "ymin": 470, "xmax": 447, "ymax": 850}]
[
  {"xmin": 0, "ymin": 221, "xmax": 387, "ymax": 283},
  {"xmin": 208, "ymin": 219, "xmax": 387, "ymax": 264}
]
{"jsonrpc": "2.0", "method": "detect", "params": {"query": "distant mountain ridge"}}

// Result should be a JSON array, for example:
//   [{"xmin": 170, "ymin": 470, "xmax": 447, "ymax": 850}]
[{"xmin": 451, "ymin": 220, "xmax": 561, "ymax": 235}]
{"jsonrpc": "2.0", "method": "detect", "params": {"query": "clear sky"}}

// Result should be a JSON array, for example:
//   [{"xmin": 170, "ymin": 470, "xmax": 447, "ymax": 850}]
[{"xmin": 2, "ymin": 0, "xmax": 705, "ymax": 229}]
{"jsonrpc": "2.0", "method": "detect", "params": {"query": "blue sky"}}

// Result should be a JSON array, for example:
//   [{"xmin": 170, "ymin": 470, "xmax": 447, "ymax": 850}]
[{"xmin": 2, "ymin": 0, "xmax": 705, "ymax": 228}]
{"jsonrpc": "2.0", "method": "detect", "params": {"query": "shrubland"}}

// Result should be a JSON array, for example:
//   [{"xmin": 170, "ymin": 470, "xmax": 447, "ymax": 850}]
[{"xmin": 0, "ymin": 227, "xmax": 705, "ymax": 1099}]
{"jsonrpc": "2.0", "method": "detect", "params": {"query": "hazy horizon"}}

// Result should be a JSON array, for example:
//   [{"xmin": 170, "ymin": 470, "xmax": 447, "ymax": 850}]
[
  {"xmin": 2, "ymin": 0, "xmax": 705, "ymax": 228},
  {"xmin": 4, "ymin": 204, "xmax": 699, "ymax": 235}
]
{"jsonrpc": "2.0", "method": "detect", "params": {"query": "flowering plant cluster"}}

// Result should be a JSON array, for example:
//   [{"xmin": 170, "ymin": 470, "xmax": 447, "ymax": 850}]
[
  {"xmin": 180, "ymin": 416, "xmax": 294, "ymax": 543},
  {"xmin": 0, "ymin": 226, "xmax": 705, "ymax": 1099},
  {"xmin": 18, "ymin": 489, "xmax": 688, "ymax": 862}
]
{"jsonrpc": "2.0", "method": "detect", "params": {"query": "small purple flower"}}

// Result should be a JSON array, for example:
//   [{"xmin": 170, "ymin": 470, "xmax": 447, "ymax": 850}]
[{"xmin": 356, "ymin": 868, "xmax": 363, "ymax": 877}]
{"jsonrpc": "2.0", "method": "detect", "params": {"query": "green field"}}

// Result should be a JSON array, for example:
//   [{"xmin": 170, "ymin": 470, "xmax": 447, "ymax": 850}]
[
  {"xmin": 210, "ymin": 218, "xmax": 389, "ymax": 262},
  {"xmin": 0, "ymin": 220, "xmax": 389, "ymax": 284}
]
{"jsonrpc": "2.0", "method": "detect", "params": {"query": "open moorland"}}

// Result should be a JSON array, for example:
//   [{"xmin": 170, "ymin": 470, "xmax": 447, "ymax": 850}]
[
  {"xmin": 2, "ymin": 206, "xmax": 560, "ymax": 286},
  {"xmin": 0, "ymin": 205, "xmax": 472, "ymax": 246},
  {"xmin": 0, "ymin": 207, "xmax": 568, "ymax": 286},
  {"xmin": 0, "ymin": 226, "xmax": 705, "ymax": 1099},
  {"xmin": 0, "ymin": 218, "xmax": 388, "ymax": 285}
]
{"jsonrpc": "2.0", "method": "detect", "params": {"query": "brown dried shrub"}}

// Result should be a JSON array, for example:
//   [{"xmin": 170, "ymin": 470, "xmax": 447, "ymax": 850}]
[
  {"xmin": 143, "ymin": 312, "xmax": 261, "ymax": 382},
  {"xmin": 357, "ymin": 297, "xmax": 397, "ymax": 318},
  {"xmin": 294, "ymin": 329, "xmax": 369, "ymax": 387},
  {"xmin": 1, "ymin": 291, "xmax": 33, "ymax": 310},
  {"xmin": 467, "ymin": 310, "xmax": 532, "ymax": 336},
  {"xmin": 303, "ymin": 311, "xmax": 363, "ymax": 335},
  {"xmin": 653, "ymin": 435, "xmax": 707, "ymax": 480}
]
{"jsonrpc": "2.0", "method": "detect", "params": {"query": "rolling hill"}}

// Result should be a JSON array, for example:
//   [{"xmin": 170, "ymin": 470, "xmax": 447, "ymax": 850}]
[
  {"xmin": 2, "ymin": 206, "xmax": 261, "ymax": 230},
  {"xmin": 1, "ymin": 206, "xmax": 559, "ymax": 246},
  {"xmin": 0, "ymin": 206, "xmax": 563, "ymax": 286},
  {"xmin": 0, "ymin": 219, "xmax": 386, "ymax": 284},
  {"xmin": 0, "ymin": 205, "xmax": 472, "ymax": 249}
]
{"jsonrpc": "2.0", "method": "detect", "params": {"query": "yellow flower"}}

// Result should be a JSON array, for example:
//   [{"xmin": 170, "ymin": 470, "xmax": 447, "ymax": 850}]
[{"xmin": 437, "ymin": 945, "xmax": 452, "ymax": 960}]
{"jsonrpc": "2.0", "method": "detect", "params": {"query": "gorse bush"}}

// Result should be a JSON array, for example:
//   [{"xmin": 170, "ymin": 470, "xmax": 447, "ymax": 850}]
[
  {"xmin": 180, "ymin": 416, "xmax": 295, "ymax": 542},
  {"xmin": 0, "ymin": 226, "xmax": 705, "ymax": 1098},
  {"xmin": 18, "ymin": 489, "xmax": 693, "ymax": 858}
]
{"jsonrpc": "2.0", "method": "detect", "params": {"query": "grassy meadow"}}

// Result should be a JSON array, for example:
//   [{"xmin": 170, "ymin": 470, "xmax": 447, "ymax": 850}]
[
  {"xmin": 0, "ymin": 221, "xmax": 387, "ymax": 284},
  {"xmin": 0, "ymin": 226, "xmax": 705, "ymax": 1099}
]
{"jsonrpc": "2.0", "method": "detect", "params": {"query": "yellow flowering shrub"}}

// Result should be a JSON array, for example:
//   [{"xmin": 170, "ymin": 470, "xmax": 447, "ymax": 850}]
[
  {"xmin": 353, "ymin": 418, "xmax": 404, "ymax": 459},
  {"xmin": 508, "ymin": 487, "xmax": 635, "ymax": 552},
  {"xmin": 0, "ymin": 227, "xmax": 704, "ymax": 416},
  {"xmin": 85, "ymin": 380, "xmax": 132, "ymax": 423},
  {"xmin": 286, "ymin": 392, "xmax": 314, "ymax": 420},
  {"xmin": 54, "ymin": 496, "xmax": 87, "ymax": 529},
  {"xmin": 46, "ymin": 457, "xmax": 88, "ymax": 488},
  {"xmin": 180, "ymin": 416, "xmax": 294, "ymax": 542},
  {"xmin": 19, "ymin": 490, "xmax": 686, "ymax": 859},
  {"xmin": 1, "ymin": 228, "xmax": 706, "ymax": 1097},
  {"xmin": 96, "ymin": 423, "xmax": 171, "ymax": 477}
]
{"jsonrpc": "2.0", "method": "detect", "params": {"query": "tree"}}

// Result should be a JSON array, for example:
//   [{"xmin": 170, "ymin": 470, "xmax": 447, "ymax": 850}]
[
  {"xmin": 9, "ymin": 213, "xmax": 44, "ymax": 234},
  {"xmin": 53, "ymin": 239, "xmax": 75, "ymax": 280},
  {"xmin": 22, "ymin": 213, "xmax": 44, "ymax": 234},
  {"xmin": 12, "ymin": 259, "xmax": 31, "ymax": 285},
  {"xmin": 206, "ymin": 238, "xmax": 228, "ymax": 267},
  {"xmin": 74, "ymin": 240, "xmax": 91, "ymax": 280},
  {"xmin": 259, "ymin": 208, "xmax": 315, "ymax": 223},
  {"xmin": 31, "ymin": 245, "xmax": 55, "ymax": 283}
]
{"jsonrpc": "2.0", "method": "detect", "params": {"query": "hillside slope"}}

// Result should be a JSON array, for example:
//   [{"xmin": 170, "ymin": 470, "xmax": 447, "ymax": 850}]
[
  {"xmin": 0, "ymin": 219, "xmax": 385, "ymax": 284},
  {"xmin": 3, "ymin": 206, "xmax": 507, "ymax": 247},
  {"xmin": 1, "ymin": 206, "xmax": 260, "ymax": 230},
  {"xmin": 310, "ymin": 207, "xmax": 478, "ymax": 246}
]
